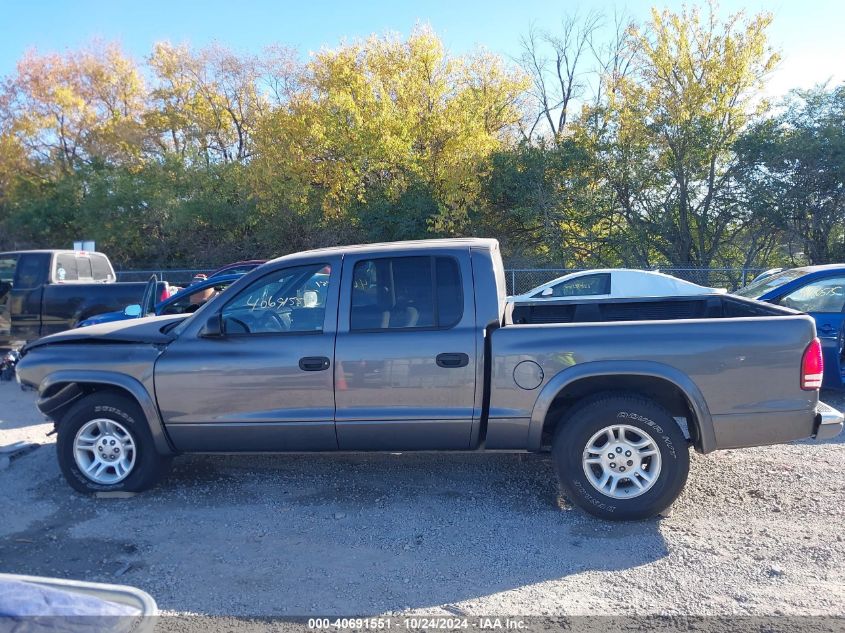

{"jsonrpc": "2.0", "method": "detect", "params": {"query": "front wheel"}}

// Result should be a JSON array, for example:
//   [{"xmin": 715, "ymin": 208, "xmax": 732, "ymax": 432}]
[
  {"xmin": 57, "ymin": 392, "xmax": 169, "ymax": 493},
  {"xmin": 552, "ymin": 394, "xmax": 690, "ymax": 520}
]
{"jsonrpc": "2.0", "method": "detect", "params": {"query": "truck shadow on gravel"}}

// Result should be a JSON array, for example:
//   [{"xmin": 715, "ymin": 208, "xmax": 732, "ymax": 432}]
[{"xmin": 1, "ymin": 449, "xmax": 669, "ymax": 615}]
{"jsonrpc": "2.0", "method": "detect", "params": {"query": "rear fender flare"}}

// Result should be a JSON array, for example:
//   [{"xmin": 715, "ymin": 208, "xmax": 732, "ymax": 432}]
[
  {"xmin": 38, "ymin": 370, "xmax": 175, "ymax": 456},
  {"xmin": 528, "ymin": 360, "xmax": 715, "ymax": 453}
]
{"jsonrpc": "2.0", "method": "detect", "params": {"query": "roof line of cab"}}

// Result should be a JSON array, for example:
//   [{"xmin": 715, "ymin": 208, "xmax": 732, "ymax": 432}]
[{"xmin": 264, "ymin": 237, "xmax": 500, "ymax": 265}]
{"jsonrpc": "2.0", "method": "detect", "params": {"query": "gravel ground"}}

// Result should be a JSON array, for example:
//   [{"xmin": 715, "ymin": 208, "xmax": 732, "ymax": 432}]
[{"xmin": 1, "ymin": 380, "xmax": 844, "ymax": 618}]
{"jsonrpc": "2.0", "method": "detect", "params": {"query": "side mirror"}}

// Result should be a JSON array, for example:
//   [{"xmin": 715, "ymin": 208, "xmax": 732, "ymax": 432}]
[
  {"xmin": 541, "ymin": 287, "xmax": 554, "ymax": 297},
  {"xmin": 199, "ymin": 313, "xmax": 223, "ymax": 338},
  {"xmin": 123, "ymin": 304, "xmax": 142, "ymax": 317}
]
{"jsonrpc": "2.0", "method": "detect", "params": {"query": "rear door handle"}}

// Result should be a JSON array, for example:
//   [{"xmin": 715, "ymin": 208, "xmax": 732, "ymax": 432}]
[
  {"xmin": 436, "ymin": 353, "xmax": 469, "ymax": 368},
  {"xmin": 818, "ymin": 324, "xmax": 837, "ymax": 335},
  {"xmin": 299, "ymin": 356, "xmax": 331, "ymax": 371}
]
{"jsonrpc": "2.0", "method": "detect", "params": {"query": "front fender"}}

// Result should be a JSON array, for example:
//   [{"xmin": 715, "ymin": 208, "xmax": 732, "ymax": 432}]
[
  {"xmin": 38, "ymin": 370, "xmax": 175, "ymax": 456},
  {"xmin": 527, "ymin": 360, "xmax": 715, "ymax": 453}
]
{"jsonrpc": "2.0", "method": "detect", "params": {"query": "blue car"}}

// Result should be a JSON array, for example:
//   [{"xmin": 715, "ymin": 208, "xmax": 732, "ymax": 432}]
[
  {"xmin": 735, "ymin": 265, "xmax": 845, "ymax": 388},
  {"xmin": 77, "ymin": 274, "xmax": 243, "ymax": 328}
]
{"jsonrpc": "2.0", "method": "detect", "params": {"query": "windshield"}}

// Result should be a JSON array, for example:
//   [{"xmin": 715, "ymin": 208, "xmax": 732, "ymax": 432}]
[
  {"xmin": 160, "ymin": 280, "xmax": 237, "ymax": 315},
  {"xmin": 170, "ymin": 277, "xmax": 242, "ymax": 337},
  {"xmin": 733, "ymin": 269, "xmax": 807, "ymax": 298}
]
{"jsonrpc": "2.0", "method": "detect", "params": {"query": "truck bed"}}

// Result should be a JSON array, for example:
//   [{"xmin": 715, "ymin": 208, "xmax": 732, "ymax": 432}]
[
  {"xmin": 490, "ymin": 293, "xmax": 817, "ymax": 453},
  {"xmin": 507, "ymin": 293, "xmax": 791, "ymax": 325}
]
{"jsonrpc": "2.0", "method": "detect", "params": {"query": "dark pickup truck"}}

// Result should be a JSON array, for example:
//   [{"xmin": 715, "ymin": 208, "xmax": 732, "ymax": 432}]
[
  {"xmin": 16, "ymin": 239, "xmax": 844, "ymax": 520},
  {"xmin": 0, "ymin": 250, "xmax": 166, "ymax": 349}
]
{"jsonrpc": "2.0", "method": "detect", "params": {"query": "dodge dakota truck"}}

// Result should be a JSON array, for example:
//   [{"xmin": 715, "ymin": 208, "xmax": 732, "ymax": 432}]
[
  {"xmin": 16, "ymin": 239, "xmax": 844, "ymax": 520},
  {"xmin": 0, "ymin": 250, "xmax": 168, "ymax": 349}
]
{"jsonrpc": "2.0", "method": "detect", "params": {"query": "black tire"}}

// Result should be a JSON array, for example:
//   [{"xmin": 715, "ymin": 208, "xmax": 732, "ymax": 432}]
[
  {"xmin": 56, "ymin": 391, "xmax": 169, "ymax": 494},
  {"xmin": 552, "ymin": 393, "xmax": 690, "ymax": 521}
]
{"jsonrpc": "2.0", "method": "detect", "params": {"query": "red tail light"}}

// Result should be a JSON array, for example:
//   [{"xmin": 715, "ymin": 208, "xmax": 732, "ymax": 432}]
[
  {"xmin": 160, "ymin": 286, "xmax": 169, "ymax": 302},
  {"xmin": 801, "ymin": 337, "xmax": 823, "ymax": 390}
]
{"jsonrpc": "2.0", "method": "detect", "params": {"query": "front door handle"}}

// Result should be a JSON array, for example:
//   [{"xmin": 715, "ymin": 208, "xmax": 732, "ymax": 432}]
[
  {"xmin": 818, "ymin": 324, "xmax": 837, "ymax": 335},
  {"xmin": 299, "ymin": 356, "xmax": 331, "ymax": 371},
  {"xmin": 436, "ymin": 353, "xmax": 469, "ymax": 368}
]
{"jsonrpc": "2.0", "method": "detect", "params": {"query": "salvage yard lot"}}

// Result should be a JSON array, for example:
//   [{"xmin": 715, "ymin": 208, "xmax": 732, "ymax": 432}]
[{"xmin": 1, "ymin": 380, "xmax": 843, "ymax": 617}]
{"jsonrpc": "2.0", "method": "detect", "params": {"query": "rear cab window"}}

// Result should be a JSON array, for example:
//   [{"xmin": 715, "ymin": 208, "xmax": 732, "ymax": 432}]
[
  {"xmin": 54, "ymin": 254, "xmax": 79, "ymax": 282},
  {"xmin": 55, "ymin": 253, "xmax": 108, "ymax": 283},
  {"xmin": 77, "ymin": 257, "xmax": 94, "ymax": 281},
  {"xmin": 91, "ymin": 254, "xmax": 114, "ymax": 281}
]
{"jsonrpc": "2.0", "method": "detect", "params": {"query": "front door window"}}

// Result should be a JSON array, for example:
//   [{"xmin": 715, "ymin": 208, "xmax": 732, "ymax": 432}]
[{"xmin": 221, "ymin": 264, "xmax": 331, "ymax": 334}]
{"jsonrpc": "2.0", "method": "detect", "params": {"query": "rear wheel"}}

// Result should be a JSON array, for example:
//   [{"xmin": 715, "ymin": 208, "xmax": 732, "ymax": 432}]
[
  {"xmin": 57, "ymin": 392, "xmax": 169, "ymax": 493},
  {"xmin": 552, "ymin": 394, "xmax": 690, "ymax": 520}
]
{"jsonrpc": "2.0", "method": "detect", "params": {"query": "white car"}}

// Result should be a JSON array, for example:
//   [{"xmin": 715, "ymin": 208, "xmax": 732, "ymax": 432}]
[{"xmin": 508, "ymin": 269, "xmax": 726, "ymax": 302}]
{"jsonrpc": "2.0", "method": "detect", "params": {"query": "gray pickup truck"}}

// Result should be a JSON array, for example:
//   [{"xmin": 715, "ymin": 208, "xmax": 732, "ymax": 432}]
[{"xmin": 16, "ymin": 239, "xmax": 843, "ymax": 520}]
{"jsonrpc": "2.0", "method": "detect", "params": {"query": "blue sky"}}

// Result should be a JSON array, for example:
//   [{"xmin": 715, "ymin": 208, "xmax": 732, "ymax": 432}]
[{"xmin": 1, "ymin": 0, "xmax": 842, "ymax": 98}]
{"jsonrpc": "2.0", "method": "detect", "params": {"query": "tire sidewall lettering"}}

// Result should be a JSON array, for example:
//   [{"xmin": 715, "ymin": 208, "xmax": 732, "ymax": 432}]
[
  {"xmin": 573, "ymin": 480, "xmax": 617, "ymax": 513},
  {"xmin": 93, "ymin": 405, "xmax": 135, "ymax": 426},
  {"xmin": 617, "ymin": 410, "xmax": 677, "ymax": 459}
]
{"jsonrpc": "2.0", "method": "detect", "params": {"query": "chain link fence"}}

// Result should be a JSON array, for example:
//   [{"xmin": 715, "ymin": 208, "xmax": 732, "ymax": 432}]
[{"xmin": 116, "ymin": 266, "xmax": 769, "ymax": 294}]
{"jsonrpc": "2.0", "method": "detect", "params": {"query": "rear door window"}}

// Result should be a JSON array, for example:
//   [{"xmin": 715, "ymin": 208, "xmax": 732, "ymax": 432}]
[
  {"xmin": 13, "ymin": 254, "xmax": 48, "ymax": 289},
  {"xmin": 435, "ymin": 257, "xmax": 463, "ymax": 328},
  {"xmin": 91, "ymin": 254, "xmax": 113, "ymax": 281},
  {"xmin": 350, "ymin": 256, "xmax": 463, "ymax": 330}
]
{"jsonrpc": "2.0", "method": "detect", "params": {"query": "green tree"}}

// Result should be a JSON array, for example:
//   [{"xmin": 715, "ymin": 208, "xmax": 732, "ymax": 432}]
[
  {"xmin": 580, "ymin": 4, "xmax": 779, "ymax": 268},
  {"xmin": 251, "ymin": 28, "xmax": 528, "ymax": 243},
  {"xmin": 735, "ymin": 84, "xmax": 845, "ymax": 265},
  {"xmin": 146, "ymin": 42, "xmax": 267, "ymax": 164},
  {"xmin": 4, "ymin": 43, "xmax": 146, "ymax": 172},
  {"xmin": 480, "ymin": 139, "xmax": 620, "ymax": 266}
]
